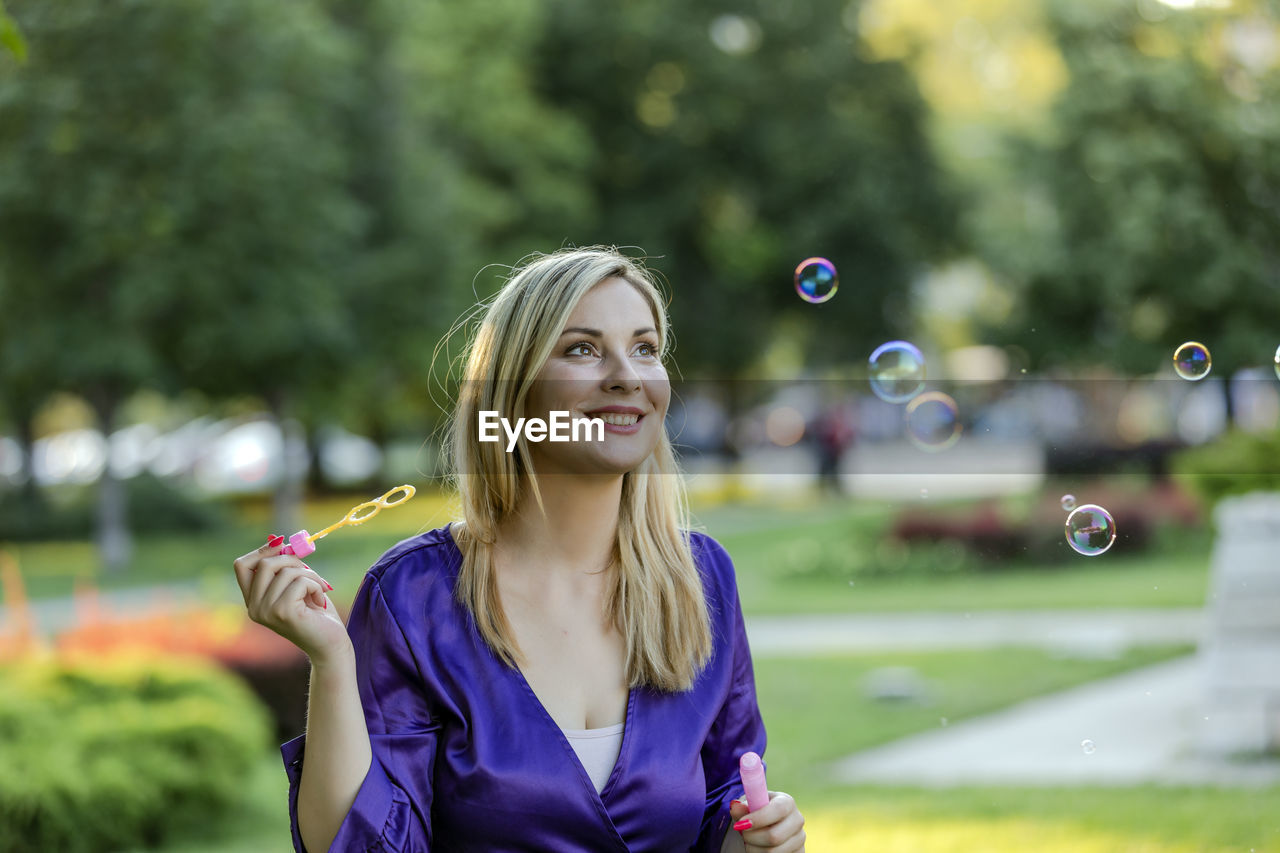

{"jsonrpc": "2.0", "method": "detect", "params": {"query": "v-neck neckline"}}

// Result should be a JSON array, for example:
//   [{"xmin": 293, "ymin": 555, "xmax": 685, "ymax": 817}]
[
  {"xmin": 512, "ymin": 664, "xmax": 636, "ymax": 802},
  {"xmin": 442, "ymin": 523, "xmax": 636, "ymax": 826}
]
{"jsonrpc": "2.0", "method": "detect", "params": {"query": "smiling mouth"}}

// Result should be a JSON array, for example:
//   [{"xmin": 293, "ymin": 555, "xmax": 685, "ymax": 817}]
[{"xmin": 585, "ymin": 412, "xmax": 643, "ymax": 426}]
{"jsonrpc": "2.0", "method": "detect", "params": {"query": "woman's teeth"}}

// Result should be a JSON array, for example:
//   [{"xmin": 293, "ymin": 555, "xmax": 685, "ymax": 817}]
[{"xmin": 592, "ymin": 413, "xmax": 640, "ymax": 426}]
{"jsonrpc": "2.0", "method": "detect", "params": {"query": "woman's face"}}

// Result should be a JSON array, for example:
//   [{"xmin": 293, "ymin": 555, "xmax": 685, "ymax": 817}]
[{"xmin": 523, "ymin": 276, "xmax": 670, "ymax": 477}]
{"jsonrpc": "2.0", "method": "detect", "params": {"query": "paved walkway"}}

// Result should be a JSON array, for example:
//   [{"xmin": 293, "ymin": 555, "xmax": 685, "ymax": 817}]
[
  {"xmin": 827, "ymin": 655, "xmax": 1280, "ymax": 788},
  {"xmin": 13, "ymin": 580, "xmax": 208, "ymax": 637}
]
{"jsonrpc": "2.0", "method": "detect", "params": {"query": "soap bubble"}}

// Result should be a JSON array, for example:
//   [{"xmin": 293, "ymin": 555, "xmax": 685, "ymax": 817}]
[
  {"xmin": 1081, "ymin": 739, "xmax": 1096, "ymax": 755},
  {"xmin": 1065, "ymin": 504, "xmax": 1116, "ymax": 556},
  {"xmin": 904, "ymin": 391, "xmax": 961, "ymax": 452},
  {"xmin": 1173, "ymin": 341, "xmax": 1211, "ymax": 381},
  {"xmin": 794, "ymin": 257, "xmax": 838, "ymax": 304},
  {"xmin": 869, "ymin": 341, "xmax": 926, "ymax": 403},
  {"xmin": 1061, "ymin": 494, "xmax": 1076, "ymax": 512},
  {"xmin": 1274, "ymin": 345, "xmax": 1280, "ymax": 381}
]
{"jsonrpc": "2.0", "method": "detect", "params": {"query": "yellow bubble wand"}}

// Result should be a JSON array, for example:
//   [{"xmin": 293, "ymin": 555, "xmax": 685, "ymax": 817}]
[{"xmin": 280, "ymin": 485, "xmax": 416, "ymax": 557}]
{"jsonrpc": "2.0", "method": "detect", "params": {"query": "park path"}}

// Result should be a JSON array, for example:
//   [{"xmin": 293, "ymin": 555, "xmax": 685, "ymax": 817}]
[{"xmin": 828, "ymin": 654, "xmax": 1280, "ymax": 788}]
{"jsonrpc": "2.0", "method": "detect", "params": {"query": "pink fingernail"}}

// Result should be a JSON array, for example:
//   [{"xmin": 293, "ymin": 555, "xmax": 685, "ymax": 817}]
[
  {"xmin": 267, "ymin": 535, "xmax": 285, "ymax": 548},
  {"xmin": 733, "ymin": 819, "xmax": 752, "ymax": 831}
]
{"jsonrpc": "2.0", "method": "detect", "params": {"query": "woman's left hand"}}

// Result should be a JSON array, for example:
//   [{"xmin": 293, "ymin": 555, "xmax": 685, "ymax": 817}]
[{"xmin": 729, "ymin": 791, "xmax": 805, "ymax": 852}]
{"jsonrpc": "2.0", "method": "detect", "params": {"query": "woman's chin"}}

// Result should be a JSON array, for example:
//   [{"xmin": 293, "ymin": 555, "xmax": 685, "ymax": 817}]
[{"xmin": 534, "ymin": 446, "xmax": 654, "ymax": 478}]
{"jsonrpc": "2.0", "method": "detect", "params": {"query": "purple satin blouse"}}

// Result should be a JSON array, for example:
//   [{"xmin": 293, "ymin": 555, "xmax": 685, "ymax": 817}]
[{"xmin": 280, "ymin": 523, "xmax": 767, "ymax": 852}]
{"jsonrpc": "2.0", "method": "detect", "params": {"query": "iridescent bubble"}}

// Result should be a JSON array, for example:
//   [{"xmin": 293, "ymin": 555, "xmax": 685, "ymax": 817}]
[
  {"xmin": 1061, "ymin": 494, "xmax": 1076, "ymax": 512},
  {"xmin": 1065, "ymin": 504, "xmax": 1116, "ymax": 556},
  {"xmin": 1173, "ymin": 341, "xmax": 1211, "ymax": 381},
  {"xmin": 869, "ymin": 341, "xmax": 926, "ymax": 404},
  {"xmin": 904, "ymin": 391, "xmax": 961, "ymax": 452},
  {"xmin": 1081, "ymin": 739, "xmax": 1096, "ymax": 755},
  {"xmin": 794, "ymin": 257, "xmax": 838, "ymax": 304},
  {"xmin": 1273, "ymin": 344, "xmax": 1280, "ymax": 381}
]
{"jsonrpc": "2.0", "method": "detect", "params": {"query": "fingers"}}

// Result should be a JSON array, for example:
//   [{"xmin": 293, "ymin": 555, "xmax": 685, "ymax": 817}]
[
  {"xmin": 244, "ymin": 551, "xmax": 329, "ymax": 599},
  {"xmin": 232, "ymin": 535, "xmax": 284, "ymax": 602},
  {"xmin": 737, "ymin": 792, "xmax": 805, "ymax": 852},
  {"xmin": 250, "ymin": 568, "xmax": 328, "ymax": 625},
  {"xmin": 254, "ymin": 558, "xmax": 329, "ymax": 611},
  {"xmin": 235, "ymin": 533, "xmax": 335, "ymax": 627}
]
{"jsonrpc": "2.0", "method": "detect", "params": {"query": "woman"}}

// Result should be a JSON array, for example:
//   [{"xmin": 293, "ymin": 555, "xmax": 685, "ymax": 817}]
[{"xmin": 232, "ymin": 247, "xmax": 806, "ymax": 851}]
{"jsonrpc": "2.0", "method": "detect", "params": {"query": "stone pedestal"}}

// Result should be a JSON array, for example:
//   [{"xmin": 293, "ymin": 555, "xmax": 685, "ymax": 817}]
[{"xmin": 1198, "ymin": 492, "xmax": 1280, "ymax": 756}]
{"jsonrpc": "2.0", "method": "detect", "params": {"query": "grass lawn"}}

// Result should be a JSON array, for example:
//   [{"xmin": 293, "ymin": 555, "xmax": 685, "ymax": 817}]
[
  {"xmin": 5, "ymin": 489, "xmax": 1212, "ymax": 615},
  {"xmin": 800, "ymin": 786, "xmax": 1279, "ymax": 852},
  {"xmin": 700, "ymin": 495, "xmax": 1210, "ymax": 614},
  {"xmin": 139, "ymin": 644, "xmax": 1280, "ymax": 853}
]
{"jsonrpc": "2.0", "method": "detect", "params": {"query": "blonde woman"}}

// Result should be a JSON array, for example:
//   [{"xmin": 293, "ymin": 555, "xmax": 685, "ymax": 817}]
[{"xmin": 232, "ymin": 247, "xmax": 806, "ymax": 851}]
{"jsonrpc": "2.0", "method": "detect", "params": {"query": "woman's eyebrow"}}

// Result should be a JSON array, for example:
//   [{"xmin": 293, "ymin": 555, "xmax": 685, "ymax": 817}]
[{"xmin": 559, "ymin": 326, "xmax": 657, "ymax": 338}]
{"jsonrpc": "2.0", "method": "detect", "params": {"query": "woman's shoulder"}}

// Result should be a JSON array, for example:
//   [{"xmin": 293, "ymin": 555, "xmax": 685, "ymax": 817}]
[
  {"xmin": 684, "ymin": 527, "xmax": 731, "ymax": 564},
  {"xmin": 683, "ymin": 528, "xmax": 739, "ymax": 600},
  {"xmin": 359, "ymin": 523, "xmax": 463, "ymax": 608}
]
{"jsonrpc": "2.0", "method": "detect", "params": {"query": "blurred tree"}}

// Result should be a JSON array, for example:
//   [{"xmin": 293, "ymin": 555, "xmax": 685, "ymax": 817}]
[
  {"xmin": 976, "ymin": 0, "xmax": 1280, "ymax": 386},
  {"xmin": 0, "ymin": 1, "xmax": 23, "ymax": 62},
  {"xmin": 0, "ymin": 0, "xmax": 364, "ymax": 563},
  {"xmin": 528, "ymin": 0, "xmax": 960, "ymax": 394},
  {"xmin": 302, "ymin": 0, "xmax": 598, "ymax": 455}
]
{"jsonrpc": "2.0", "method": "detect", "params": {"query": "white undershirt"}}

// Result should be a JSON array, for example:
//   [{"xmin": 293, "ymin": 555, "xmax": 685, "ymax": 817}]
[{"xmin": 561, "ymin": 722, "xmax": 624, "ymax": 793}]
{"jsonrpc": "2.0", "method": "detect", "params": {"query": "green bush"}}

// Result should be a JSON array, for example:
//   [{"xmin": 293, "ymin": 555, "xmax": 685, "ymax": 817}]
[
  {"xmin": 0, "ymin": 654, "xmax": 272, "ymax": 853},
  {"xmin": 1171, "ymin": 429, "xmax": 1280, "ymax": 509}
]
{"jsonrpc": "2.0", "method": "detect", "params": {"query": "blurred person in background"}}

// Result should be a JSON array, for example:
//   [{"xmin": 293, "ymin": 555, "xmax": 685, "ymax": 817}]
[
  {"xmin": 814, "ymin": 398, "xmax": 856, "ymax": 495},
  {"xmin": 233, "ymin": 246, "xmax": 805, "ymax": 852}
]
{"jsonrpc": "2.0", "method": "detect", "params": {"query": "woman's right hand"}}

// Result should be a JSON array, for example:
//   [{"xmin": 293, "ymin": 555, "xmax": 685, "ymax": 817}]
[{"xmin": 233, "ymin": 535, "xmax": 352, "ymax": 664}]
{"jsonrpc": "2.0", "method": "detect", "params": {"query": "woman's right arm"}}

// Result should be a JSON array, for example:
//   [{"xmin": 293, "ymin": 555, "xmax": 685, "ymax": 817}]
[
  {"xmin": 234, "ymin": 536, "xmax": 437, "ymax": 853},
  {"xmin": 295, "ymin": 645, "xmax": 372, "ymax": 853}
]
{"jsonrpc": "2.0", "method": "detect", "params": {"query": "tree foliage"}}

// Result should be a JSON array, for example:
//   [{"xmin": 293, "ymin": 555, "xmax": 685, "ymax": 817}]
[
  {"xmin": 976, "ymin": 0, "xmax": 1280, "ymax": 376},
  {"xmin": 0, "ymin": 0, "xmax": 365, "ymax": 559},
  {"xmin": 529, "ymin": 0, "xmax": 961, "ymax": 376},
  {"xmin": 0, "ymin": 0, "xmax": 24, "ymax": 62}
]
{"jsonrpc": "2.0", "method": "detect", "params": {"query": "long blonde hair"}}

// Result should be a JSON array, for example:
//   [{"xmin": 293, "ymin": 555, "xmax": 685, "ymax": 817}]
[{"xmin": 440, "ymin": 246, "xmax": 712, "ymax": 692}]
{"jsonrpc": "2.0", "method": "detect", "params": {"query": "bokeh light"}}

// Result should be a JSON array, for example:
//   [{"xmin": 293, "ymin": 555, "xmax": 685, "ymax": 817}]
[{"xmin": 765, "ymin": 405, "xmax": 807, "ymax": 447}]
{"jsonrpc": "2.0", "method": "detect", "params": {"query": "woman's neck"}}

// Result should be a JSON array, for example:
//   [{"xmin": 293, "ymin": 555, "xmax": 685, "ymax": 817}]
[{"xmin": 494, "ymin": 474, "xmax": 624, "ymax": 581}]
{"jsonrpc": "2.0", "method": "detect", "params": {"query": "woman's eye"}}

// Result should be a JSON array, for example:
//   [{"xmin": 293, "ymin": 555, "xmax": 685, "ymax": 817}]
[{"xmin": 567, "ymin": 340, "xmax": 659, "ymax": 357}]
